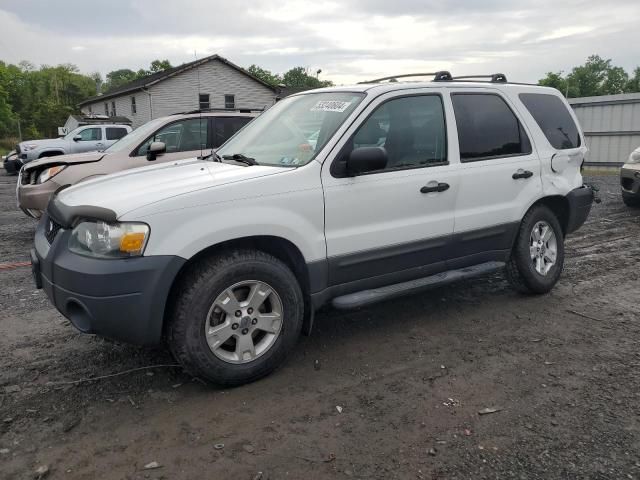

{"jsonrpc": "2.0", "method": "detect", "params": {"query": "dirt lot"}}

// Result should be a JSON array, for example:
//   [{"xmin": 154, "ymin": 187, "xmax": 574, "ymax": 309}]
[{"xmin": 0, "ymin": 170, "xmax": 639, "ymax": 479}]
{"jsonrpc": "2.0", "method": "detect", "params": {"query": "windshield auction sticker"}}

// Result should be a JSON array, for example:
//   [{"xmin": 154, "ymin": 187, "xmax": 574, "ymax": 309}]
[{"xmin": 311, "ymin": 100, "xmax": 352, "ymax": 113}]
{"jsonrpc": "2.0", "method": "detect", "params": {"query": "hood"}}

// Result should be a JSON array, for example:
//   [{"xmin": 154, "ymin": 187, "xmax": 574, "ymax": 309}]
[
  {"xmin": 57, "ymin": 159, "xmax": 288, "ymax": 218},
  {"xmin": 20, "ymin": 138, "xmax": 67, "ymax": 150},
  {"xmin": 25, "ymin": 151, "xmax": 106, "ymax": 171}
]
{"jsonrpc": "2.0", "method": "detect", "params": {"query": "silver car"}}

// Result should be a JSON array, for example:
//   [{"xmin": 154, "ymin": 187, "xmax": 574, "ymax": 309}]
[{"xmin": 16, "ymin": 124, "xmax": 132, "ymax": 163}]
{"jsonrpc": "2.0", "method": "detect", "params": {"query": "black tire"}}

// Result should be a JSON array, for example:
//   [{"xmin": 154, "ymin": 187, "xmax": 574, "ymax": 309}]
[
  {"xmin": 505, "ymin": 205, "xmax": 565, "ymax": 294},
  {"xmin": 622, "ymin": 192, "xmax": 640, "ymax": 207},
  {"xmin": 167, "ymin": 249, "xmax": 304, "ymax": 386}
]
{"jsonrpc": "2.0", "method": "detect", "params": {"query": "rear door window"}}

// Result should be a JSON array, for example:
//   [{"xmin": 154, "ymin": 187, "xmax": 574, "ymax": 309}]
[
  {"xmin": 451, "ymin": 93, "xmax": 531, "ymax": 162},
  {"xmin": 106, "ymin": 127, "xmax": 128, "ymax": 140},
  {"xmin": 519, "ymin": 93, "xmax": 581, "ymax": 149},
  {"xmin": 213, "ymin": 117, "xmax": 253, "ymax": 147}
]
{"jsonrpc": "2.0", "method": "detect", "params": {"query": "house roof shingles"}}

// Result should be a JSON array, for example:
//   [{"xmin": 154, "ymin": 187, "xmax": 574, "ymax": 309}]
[{"xmin": 79, "ymin": 54, "xmax": 277, "ymax": 107}]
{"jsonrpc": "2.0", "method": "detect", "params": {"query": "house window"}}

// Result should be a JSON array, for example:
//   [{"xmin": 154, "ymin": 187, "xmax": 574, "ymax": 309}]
[
  {"xmin": 224, "ymin": 94, "xmax": 235, "ymax": 109},
  {"xmin": 199, "ymin": 94, "xmax": 210, "ymax": 110},
  {"xmin": 131, "ymin": 96, "xmax": 137, "ymax": 115},
  {"xmin": 104, "ymin": 102, "xmax": 109, "ymax": 116},
  {"xmin": 111, "ymin": 101, "xmax": 116, "ymax": 117}
]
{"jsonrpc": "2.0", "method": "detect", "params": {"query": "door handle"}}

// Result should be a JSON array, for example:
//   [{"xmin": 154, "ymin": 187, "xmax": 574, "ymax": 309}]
[
  {"xmin": 512, "ymin": 170, "xmax": 533, "ymax": 180},
  {"xmin": 420, "ymin": 182, "xmax": 450, "ymax": 194}
]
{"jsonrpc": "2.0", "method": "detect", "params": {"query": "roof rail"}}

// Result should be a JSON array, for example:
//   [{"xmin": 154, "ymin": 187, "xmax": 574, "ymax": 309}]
[
  {"xmin": 440, "ymin": 73, "xmax": 508, "ymax": 83},
  {"xmin": 359, "ymin": 71, "xmax": 452, "ymax": 84},
  {"xmin": 176, "ymin": 107, "xmax": 265, "ymax": 115}
]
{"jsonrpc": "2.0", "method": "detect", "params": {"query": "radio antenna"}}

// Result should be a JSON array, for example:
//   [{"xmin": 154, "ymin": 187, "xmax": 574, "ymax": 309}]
[{"xmin": 195, "ymin": 50, "xmax": 204, "ymax": 159}]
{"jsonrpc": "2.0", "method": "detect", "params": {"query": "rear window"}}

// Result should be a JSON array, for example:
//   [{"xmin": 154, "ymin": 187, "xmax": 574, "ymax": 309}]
[
  {"xmin": 451, "ymin": 93, "xmax": 532, "ymax": 162},
  {"xmin": 519, "ymin": 93, "xmax": 581, "ymax": 149},
  {"xmin": 106, "ymin": 127, "xmax": 128, "ymax": 141}
]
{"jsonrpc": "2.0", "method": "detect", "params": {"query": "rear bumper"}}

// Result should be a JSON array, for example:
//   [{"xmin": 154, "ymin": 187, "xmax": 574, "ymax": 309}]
[
  {"xmin": 565, "ymin": 185, "xmax": 594, "ymax": 234},
  {"xmin": 32, "ymin": 215, "xmax": 186, "ymax": 345},
  {"xmin": 620, "ymin": 165, "xmax": 640, "ymax": 196}
]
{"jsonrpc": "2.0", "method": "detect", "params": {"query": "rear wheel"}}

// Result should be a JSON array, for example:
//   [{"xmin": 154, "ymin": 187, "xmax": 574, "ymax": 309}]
[
  {"xmin": 167, "ymin": 250, "xmax": 304, "ymax": 386},
  {"xmin": 506, "ymin": 205, "xmax": 565, "ymax": 294}
]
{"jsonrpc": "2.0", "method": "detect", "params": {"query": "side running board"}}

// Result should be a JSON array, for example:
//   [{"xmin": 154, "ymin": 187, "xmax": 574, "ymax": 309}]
[{"xmin": 331, "ymin": 261, "xmax": 505, "ymax": 310}]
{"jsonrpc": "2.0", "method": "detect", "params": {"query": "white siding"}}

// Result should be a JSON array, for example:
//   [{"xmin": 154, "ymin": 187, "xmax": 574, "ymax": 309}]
[
  {"xmin": 148, "ymin": 58, "xmax": 276, "ymax": 117},
  {"xmin": 80, "ymin": 58, "xmax": 276, "ymax": 130}
]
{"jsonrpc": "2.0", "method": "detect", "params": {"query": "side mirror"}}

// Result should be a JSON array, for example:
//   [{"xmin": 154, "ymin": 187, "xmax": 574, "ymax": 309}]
[
  {"xmin": 73, "ymin": 135, "xmax": 82, "ymax": 142},
  {"xmin": 146, "ymin": 141, "xmax": 166, "ymax": 161},
  {"xmin": 346, "ymin": 146, "xmax": 388, "ymax": 176}
]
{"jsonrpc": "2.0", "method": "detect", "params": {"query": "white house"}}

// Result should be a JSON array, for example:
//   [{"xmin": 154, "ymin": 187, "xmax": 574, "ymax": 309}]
[{"xmin": 79, "ymin": 54, "xmax": 279, "ymax": 129}]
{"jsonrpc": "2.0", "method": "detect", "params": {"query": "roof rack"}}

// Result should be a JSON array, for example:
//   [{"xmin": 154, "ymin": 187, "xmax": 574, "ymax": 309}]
[
  {"xmin": 359, "ymin": 71, "xmax": 453, "ymax": 84},
  {"xmin": 176, "ymin": 107, "xmax": 265, "ymax": 115},
  {"xmin": 447, "ymin": 73, "xmax": 508, "ymax": 83}
]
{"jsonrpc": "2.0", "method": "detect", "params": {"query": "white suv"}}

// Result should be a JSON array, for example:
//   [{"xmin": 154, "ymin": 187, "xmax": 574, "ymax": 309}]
[{"xmin": 31, "ymin": 72, "xmax": 594, "ymax": 386}]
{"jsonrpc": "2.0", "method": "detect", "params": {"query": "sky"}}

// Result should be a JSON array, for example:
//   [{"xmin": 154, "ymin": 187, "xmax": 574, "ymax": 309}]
[{"xmin": 1, "ymin": 0, "xmax": 639, "ymax": 85}]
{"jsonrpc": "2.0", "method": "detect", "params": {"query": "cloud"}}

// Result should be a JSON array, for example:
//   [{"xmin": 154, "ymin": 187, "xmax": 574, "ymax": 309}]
[{"xmin": 0, "ymin": 0, "xmax": 639, "ymax": 84}]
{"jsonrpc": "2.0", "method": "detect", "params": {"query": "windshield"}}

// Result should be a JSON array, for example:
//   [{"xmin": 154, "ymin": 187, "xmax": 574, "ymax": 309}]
[
  {"xmin": 103, "ymin": 117, "xmax": 169, "ymax": 154},
  {"xmin": 217, "ymin": 92, "xmax": 365, "ymax": 166}
]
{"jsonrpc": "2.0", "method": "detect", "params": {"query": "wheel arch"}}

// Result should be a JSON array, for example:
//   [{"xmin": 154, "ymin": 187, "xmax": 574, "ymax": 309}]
[
  {"xmin": 522, "ymin": 195, "xmax": 570, "ymax": 236},
  {"xmin": 164, "ymin": 235, "xmax": 315, "ymax": 338}
]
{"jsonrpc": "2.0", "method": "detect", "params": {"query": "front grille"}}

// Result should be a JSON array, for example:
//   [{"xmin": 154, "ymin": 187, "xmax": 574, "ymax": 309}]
[
  {"xmin": 21, "ymin": 170, "xmax": 31, "ymax": 185},
  {"xmin": 44, "ymin": 217, "xmax": 62, "ymax": 244}
]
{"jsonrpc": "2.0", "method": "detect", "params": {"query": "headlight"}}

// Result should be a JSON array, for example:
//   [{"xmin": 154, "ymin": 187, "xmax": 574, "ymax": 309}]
[
  {"xmin": 22, "ymin": 144, "xmax": 38, "ymax": 151},
  {"xmin": 68, "ymin": 221, "xmax": 150, "ymax": 258},
  {"xmin": 38, "ymin": 165, "xmax": 66, "ymax": 183},
  {"xmin": 628, "ymin": 150, "xmax": 640, "ymax": 164}
]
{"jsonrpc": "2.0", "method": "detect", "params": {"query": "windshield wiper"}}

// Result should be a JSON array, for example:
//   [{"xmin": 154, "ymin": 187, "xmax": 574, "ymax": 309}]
[
  {"xmin": 221, "ymin": 153, "xmax": 258, "ymax": 166},
  {"xmin": 200, "ymin": 150, "xmax": 222, "ymax": 162}
]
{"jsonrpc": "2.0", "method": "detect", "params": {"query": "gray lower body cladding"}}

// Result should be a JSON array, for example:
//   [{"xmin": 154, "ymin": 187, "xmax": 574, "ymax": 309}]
[{"xmin": 32, "ymin": 215, "xmax": 185, "ymax": 345}]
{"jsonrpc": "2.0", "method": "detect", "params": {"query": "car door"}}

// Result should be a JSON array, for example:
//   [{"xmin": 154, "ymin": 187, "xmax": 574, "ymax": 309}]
[
  {"xmin": 130, "ymin": 117, "xmax": 209, "ymax": 165},
  {"xmin": 74, "ymin": 127, "xmax": 104, "ymax": 153},
  {"xmin": 321, "ymin": 90, "xmax": 459, "ymax": 289},
  {"xmin": 447, "ymin": 88, "xmax": 542, "ymax": 268}
]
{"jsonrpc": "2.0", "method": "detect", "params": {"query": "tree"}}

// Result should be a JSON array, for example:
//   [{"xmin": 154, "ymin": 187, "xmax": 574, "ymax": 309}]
[
  {"xmin": 247, "ymin": 64, "xmax": 281, "ymax": 86},
  {"xmin": 104, "ymin": 68, "xmax": 138, "ymax": 91},
  {"xmin": 150, "ymin": 59, "xmax": 172, "ymax": 73},
  {"xmin": 538, "ymin": 55, "xmax": 640, "ymax": 97},
  {"xmin": 281, "ymin": 67, "xmax": 333, "ymax": 88}
]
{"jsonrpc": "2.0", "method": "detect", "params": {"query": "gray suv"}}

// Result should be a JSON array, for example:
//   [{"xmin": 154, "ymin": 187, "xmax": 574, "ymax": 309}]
[{"xmin": 16, "ymin": 124, "xmax": 132, "ymax": 163}]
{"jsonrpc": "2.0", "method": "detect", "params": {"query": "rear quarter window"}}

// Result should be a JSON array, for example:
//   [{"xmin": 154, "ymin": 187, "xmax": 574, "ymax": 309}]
[{"xmin": 519, "ymin": 93, "xmax": 581, "ymax": 149}]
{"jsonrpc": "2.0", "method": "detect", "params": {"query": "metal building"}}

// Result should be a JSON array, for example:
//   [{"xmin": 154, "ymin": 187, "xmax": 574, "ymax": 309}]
[{"xmin": 569, "ymin": 92, "xmax": 640, "ymax": 167}]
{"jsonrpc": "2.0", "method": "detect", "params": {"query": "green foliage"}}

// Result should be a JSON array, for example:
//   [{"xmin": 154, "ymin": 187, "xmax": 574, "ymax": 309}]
[
  {"xmin": 247, "ymin": 65, "xmax": 333, "ymax": 88},
  {"xmin": 538, "ymin": 55, "xmax": 639, "ymax": 97},
  {"xmin": 102, "ymin": 59, "xmax": 173, "ymax": 92},
  {"xmin": 0, "ymin": 61, "xmax": 97, "ymax": 139}
]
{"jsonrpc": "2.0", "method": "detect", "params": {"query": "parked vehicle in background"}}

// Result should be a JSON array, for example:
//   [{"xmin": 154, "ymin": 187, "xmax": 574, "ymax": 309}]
[
  {"xmin": 17, "ymin": 110, "xmax": 258, "ymax": 217},
  {"xmin": 16, "ymin": 124, "xmax": 132, "ymax": 164},
  {"xmin": 31, "ymin": 73, "xmax": 595, "ymax": 386},
  {"xmin": 620, "ymin": 146, "xmax": 640, "ymax": 207},
  {"xmin": 2, "ymin": 150, "xmax": 21, "ymax": 175}
]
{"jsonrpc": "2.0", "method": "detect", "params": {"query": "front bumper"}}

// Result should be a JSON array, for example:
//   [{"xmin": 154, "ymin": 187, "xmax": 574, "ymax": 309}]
[
  {"xmin": 32, "ymin": 215, "xmax": 186, "ymax": 345},
  {"xmin": 565, "ymin": 185, "xmax": 594, "ymax": 234},
  {"xmin": 17, "ymin": 176, "xmax": 61, "ymax": 213},
  {"xmin": 620, "ymin": 164, "xmax": 640, "ymax": 196}
]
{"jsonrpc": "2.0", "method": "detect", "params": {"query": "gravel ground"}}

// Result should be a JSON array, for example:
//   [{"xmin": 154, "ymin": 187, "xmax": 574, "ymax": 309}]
[{"xmin": 0, "ymin": 169, "xmax": 639, "ymax": 480}]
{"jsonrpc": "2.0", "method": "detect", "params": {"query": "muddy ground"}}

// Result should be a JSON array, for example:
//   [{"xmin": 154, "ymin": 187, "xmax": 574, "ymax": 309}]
[{"xmin": 0, "ymin": 170, "xmax": 639, "ymax": 480}]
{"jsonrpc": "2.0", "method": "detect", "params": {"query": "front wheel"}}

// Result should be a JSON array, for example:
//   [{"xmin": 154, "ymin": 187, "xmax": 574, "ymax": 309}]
[
  {"xmin": 506, "ymin": 205, "xmax": 565, "ymax": 294},
  {"xmin": 167, "ymin": 250, "xmax": 304, "ymax": 386},
  {"xmin": 622, "ymin": 192, "xmax": 640, "ymax": 207}
]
